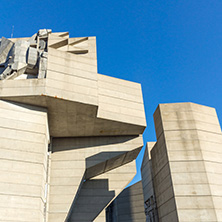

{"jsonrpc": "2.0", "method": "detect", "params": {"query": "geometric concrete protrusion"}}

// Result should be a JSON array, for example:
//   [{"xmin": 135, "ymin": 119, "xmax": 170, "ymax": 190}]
[
  {"xmin": 0, "ymin": 37, "xmax": 14, "ymax": 64},
  {"xmin": 0, "ymin": 29, "xmax": 51, "ymax": 80},
  {"xmin": 150, "ymin": 102, "xmax": 222, "ymax": 222},
  {"xmin": 85, "ymin": 146, "xmax": 142, "ymax": 180},
  {"xmin": 0, "ymin": 31, "xmax": 146, "ymax": 137},
  {"xmin": 2, "ymin": 30, "xmax": 222, "ymax": 222},
  {"xmin": 68, "ymin": 161, "xmax": 137, "ymax": 222},
  {"xmin": 47, "ymin": 135, "xmax": 143, "ymax": 222},
  {"xmin": 0, "ymin": 30, "xmax": 146, "ymax": 222}
]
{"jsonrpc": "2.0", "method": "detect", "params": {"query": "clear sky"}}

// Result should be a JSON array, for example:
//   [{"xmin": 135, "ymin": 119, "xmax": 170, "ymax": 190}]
[{"xmin": 1, "ymin": 0, "xmax": 221, "ymax": 185}]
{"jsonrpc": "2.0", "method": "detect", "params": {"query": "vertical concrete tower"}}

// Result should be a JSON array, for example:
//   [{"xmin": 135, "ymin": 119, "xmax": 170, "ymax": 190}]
[
  {"xmin": 141, "ymin": 103, "xmax": 222, "ymax": 222},
  {"xmin": 0, "ymin": 30, "xmax": 146, "ymax": 222}
]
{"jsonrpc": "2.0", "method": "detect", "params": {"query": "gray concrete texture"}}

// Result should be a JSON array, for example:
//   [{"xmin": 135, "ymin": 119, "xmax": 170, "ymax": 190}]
[
  {"xmin": 0, "ymin": 30, "xmax": 145, "ymax": 222},
  {"xmin": 1, "ymin": 30, "xmax": 222, "ymax": 222},
  {"xmin": 0, "ymin": 100, "xmax": 49, "ymax": 222},
  {"xmin": 48, "ymin": 136, "xmax": 142, "ymax": 222},
  {"xmin": 106, "ymin": 181, "xmax": 146, "ymax": 222},
  {"xmin": 141, "ymin": 102, "xmax": 222, "ymax": 222},
  {"xmin": 0, "ymin": 32, "xmax": 146, "ymax": 137},
  {"xmin": 141, "ymin": 143, "xmax": 159, "ymax": 222}
]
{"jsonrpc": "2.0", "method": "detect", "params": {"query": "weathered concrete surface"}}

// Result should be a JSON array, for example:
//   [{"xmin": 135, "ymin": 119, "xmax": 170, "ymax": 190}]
[
  {"xmin": 0, "ymin": 30, "xmax": 146, "ymax": 222},
  {"xmin": 0, "ymin": 32, "xmax": 146, "ymax": 137},
  {"xmin": 47, "ymin": 136, "xmax": 143, "ymax": 222},
  {"xmin": 141, "ymin": 143, "xmax": 159, "ymax": 222},
  {"xmin": 151, "ymin": 102, "xmax": 222, "ymax": 222},
  {"xmin": 0, "ymin": 30, "xmax": 52, "ymax": 80},
  {"xmin": 0, "ymin": 100, "xmax": 49, "ymax": 222},
  {"xmin": 106, "ymin": 181, "xmax": 146, "ymax": 222},
  {"xmin": 68, "ymin": 161, "xmax": 137, "ymax": 222}
]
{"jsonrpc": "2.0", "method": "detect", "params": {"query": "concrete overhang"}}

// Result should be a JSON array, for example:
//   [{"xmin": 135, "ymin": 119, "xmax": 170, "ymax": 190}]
[{"xmin": 0, "ymin": 31, "xmax": 146, "ymax": 137}]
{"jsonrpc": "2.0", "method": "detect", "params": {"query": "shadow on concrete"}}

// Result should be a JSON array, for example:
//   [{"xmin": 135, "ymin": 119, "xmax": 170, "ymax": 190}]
[
  {"xmin": 85, "ymin": 151, "xmax": 125, "ymax": 168},
  {"xmin": 67, "ymin": 179, "xmax": 115, "ymax": 222},
  {"xmin": 85, "ymin": 147, "xmax": 141, "ymax": 180},
  {"xmin": 3, "ymin": 100, "xmax": 47, "ymax": 112},
  {"xmin": 52, "ymin": 135, "xmax": 139, "ymax": 152},
  {"xmin": 106, "ymin": 181, "xmax": 146, "ymax": 222}
]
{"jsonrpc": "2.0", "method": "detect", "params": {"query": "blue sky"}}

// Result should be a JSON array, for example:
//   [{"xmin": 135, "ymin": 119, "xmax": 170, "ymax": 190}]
[{"xmin": 1, "ymin": 0, "xmax": 222, "ymax": 185}]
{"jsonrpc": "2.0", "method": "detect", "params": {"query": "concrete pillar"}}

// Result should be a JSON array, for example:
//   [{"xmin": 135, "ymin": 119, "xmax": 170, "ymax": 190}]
[
  {"xmin": 141, "ymin": 143, "xmax": 159, "ymax": 222},
  {"xmin": 151, "ymin": 102, "xmax": 222, "ymax": 222},
  {"xmin": 0, "ymin": 100, "xmax": 49, "ymax": 222}
]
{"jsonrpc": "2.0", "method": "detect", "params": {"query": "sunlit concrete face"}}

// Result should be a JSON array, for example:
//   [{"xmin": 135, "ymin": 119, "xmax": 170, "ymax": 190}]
[
  {"xmin": 4, "ymin": 30, "xmax": 221, "ymax": 222},
  {"xmin": 0, "ymin": 30, "xmax": 146, "ymax": 222},
  {"xmin": 141, "ymin": 102, "xmax": 222, "ymax": 222}
]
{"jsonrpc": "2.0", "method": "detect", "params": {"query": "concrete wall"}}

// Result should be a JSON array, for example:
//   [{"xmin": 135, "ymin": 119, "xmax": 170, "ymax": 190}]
[
  {"xmin": 47, "ymin": 135, "xmax": 143, "ymax": 222},
  {"xmin": 0, "ymin": 32, "xmax": 146, "ymax": 138},
  {"xmin": 141, "ymin": 143, "xmax": 159, "ymax": 222},
  {"xmin": 0, "ymin": 100, "xmax": 49, "ymax": 222},
  {"xmin": 46, "ymin": 46, "xmax": 98, "ymax": 107},
  {"xmin": 69, "ymin": 161, "xmax": 136, "ymax": 222},
  {"xmin": 151, "ymin": 102, "xmax": 222, "ymax": 222},
  {"xmin": 97, "ymin": 74, "xmax": 146, "ymax": 127},
  {"xmin": 0, "ymin": 31, "xmax": 146, "ymax": 222},
  {"xmin": 106, "ymin": 181, "xmax": 146, "ymax": 222}
]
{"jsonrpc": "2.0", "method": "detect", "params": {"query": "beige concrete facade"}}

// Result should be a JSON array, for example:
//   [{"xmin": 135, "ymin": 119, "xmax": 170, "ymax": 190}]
[
  {"xmin": 0, "ymin": 100, "xmax": 49, "ymax": 222},
  {"xmin": 1, "ymin": 30, "xmax": 222, "ymax": 222},
  {"xmin": 141, "ymin": 143, "xmax": 159, "ymax": 222},
  {"xmin": 0, "ymin": 30, "xmax": 145, "ymax": 222},
  {"xmin": 48, "ymin": 136, "xmax": 142, "ymax": 222},
  {"xmin": 106, "ymin": 181, "xmax": 146, "ymax": 222},
  {"xmin": 141, "ymin": 102, "xmax": 222, "ymax": 222}
]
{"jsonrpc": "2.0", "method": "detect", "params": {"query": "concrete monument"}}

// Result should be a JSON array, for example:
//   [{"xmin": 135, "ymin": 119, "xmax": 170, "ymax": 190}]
[
  {"xmin": 0, "ymin": 30, "xmax": 221, "ymax": 222},
  {"xmin": 141, "ymin": 103, "xmax": 222, "ymax": 222},
  {"xmin": 0, "ymin": 30, "xmax": 146, "ymax": 222}
]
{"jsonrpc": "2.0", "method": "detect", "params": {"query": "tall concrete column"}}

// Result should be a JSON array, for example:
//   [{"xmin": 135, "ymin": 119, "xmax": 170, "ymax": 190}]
[
  {"xmin": 151, "ymin": 102, "xmax": 222, "ymax": 222},
  {"xmin": 0, "ymin": 100, "xmax": 49, "ymax": 222},
  {"xmin": 141, "ymin": 142, "xmax": 159, "ymax": 222}
]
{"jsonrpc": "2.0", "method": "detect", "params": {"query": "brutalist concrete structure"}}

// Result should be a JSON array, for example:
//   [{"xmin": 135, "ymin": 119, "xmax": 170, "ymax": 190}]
[
  {"xmin": 0, "ymin": 30, "xmax": 146, "ymax": 222},
  {"xmin": 106, "ymin": 181, "xmax": 146, "ymax": 222},
  {"xmin": 1, "ymin": 30, "xmax": 222, "ymax": 222},
  {"xmin": 141, "ymin": 103, "xmax": 222, "ymax": 222}
]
